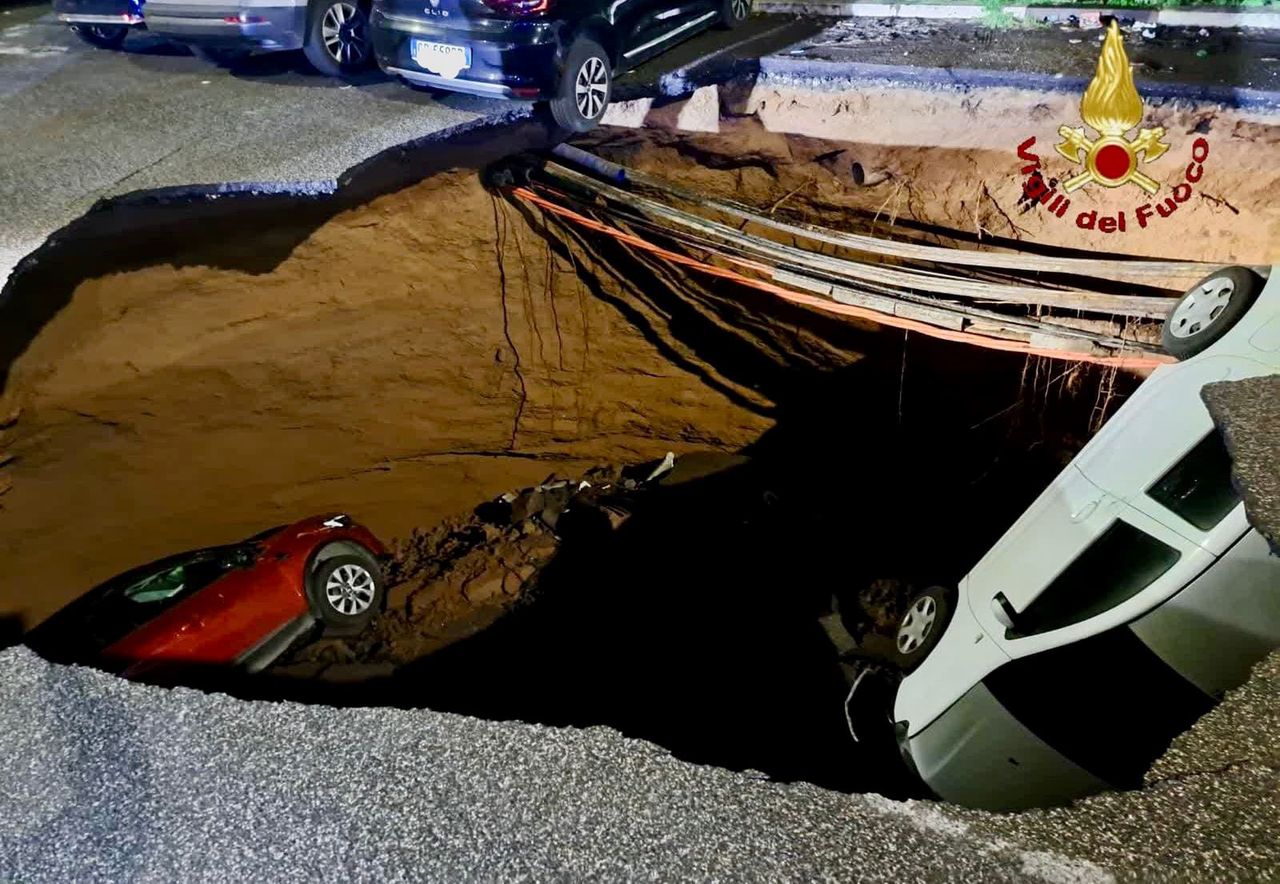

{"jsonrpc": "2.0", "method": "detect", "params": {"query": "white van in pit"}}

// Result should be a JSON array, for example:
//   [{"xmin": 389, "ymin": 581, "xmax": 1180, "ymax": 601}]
[{"xmin": 889, "ymin": 265, "xmax": 1280, "ymax": 812}]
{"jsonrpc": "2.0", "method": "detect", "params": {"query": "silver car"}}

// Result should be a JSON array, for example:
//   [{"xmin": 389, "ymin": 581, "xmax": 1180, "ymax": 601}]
[{"xmin": 144, "ymin": 0, "xmax": 374, "ymax": 76}]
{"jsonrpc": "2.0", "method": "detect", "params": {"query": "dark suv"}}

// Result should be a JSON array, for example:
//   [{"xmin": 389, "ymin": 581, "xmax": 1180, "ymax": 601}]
[{"xmin": 370, "ymin": 0, "xmax": 748, "ymax": 131}]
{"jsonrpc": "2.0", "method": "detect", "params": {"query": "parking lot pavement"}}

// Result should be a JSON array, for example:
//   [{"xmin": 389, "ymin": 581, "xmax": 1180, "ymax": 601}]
[
  {"xmin": 0, "ymin": 10, "xmax": 818, "ymax": 290},
  {"xmin": 0, "ymin": 15, "xmax": 499, "ymax": 289}
]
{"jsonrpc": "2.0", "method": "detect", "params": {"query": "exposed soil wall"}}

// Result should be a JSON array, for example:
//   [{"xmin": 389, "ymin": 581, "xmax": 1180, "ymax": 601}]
[
  {"xmin": 0, "ymin": 167, "xmax": 782, "ymax": 627},
  {"xmin": 601, "ymin": 80, "xmax": 1280, "ymax": 263}
]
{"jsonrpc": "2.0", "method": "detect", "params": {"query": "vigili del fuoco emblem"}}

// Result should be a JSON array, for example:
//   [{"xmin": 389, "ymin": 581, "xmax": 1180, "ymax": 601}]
[{"xmin": 1055, "ymin": 21, "xmax": 1170, "ymax": 195}]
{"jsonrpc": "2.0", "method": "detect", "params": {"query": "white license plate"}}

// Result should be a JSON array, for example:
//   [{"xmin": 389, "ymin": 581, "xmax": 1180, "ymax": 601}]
[{"xmin": 411, "ymin": 39, "xmax": 470, "ymax": 79}]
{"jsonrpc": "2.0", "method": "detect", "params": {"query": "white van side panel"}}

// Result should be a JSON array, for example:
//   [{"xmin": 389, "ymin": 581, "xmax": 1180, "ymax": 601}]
[
  {"xmin": 1131, "ymin": 529, "xmax": 1280, "ymax": 698},
  {"xmin": 907, "ymin": 682, "xmax": 1108, "ymax": 811}
]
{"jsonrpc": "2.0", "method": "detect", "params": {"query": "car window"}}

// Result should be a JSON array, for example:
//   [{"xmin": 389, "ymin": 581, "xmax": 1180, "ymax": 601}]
[
  {"xmin": 1146, "ymin": 430, "xmax": 1240, "ymax": 531},
  {"xmin": 1009, "ymin": 520, "xmax": 1181, "ymax": 638},
  {"xmin": 120, "ymin": 546, "xmax": 255, "ymax": 606},
  {"xmin": 123, "ymin": 565, "xmax": 188, "ymax": 604}
]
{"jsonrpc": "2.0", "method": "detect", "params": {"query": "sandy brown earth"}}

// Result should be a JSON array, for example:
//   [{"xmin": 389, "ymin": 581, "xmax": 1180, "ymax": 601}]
[
  {"xmin": 600, "ymin": 85, "xmax": 1280, "ymax": 264},
  {"xmin": 0, "ymin": 168, "xmax": 778, "ymax": 628}
]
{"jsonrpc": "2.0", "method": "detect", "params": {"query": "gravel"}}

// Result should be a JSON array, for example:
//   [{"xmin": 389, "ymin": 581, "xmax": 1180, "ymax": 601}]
[
  {"xmin": 4, "ymin": 640, "xmax": 1278, "ymax": 881},
  {"xmin": 0, "ymin": 646, "xmax": 1112, "ymax": 882}
]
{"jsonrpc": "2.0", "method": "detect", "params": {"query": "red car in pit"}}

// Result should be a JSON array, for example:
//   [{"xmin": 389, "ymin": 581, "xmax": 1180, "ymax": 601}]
[{"xmin": 26, "ymin": 514, "xmax": 390, "ymax": 678}]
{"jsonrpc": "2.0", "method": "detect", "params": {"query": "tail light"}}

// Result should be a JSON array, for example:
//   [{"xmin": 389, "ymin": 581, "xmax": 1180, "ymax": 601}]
[{"xmin": 482, "ymin": 0, "xmax": 549, "ymax": 15}]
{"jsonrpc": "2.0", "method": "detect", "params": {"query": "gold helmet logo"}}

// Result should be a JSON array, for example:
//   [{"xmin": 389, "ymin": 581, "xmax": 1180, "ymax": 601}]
[{"xmin": 1055, "ymin": 21, "xmax": 1169, "ymax": 194}]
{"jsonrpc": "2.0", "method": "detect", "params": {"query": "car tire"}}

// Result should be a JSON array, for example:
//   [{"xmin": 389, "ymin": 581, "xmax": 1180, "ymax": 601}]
[
  {"xmin": 893, "ymin": 586, "xmax": 952, "ymax": 672},
  {"xmin": 303, "ymin": 0, "xmax": 374, "ymax": 77},
  {"xmin": 1161, "ymin": 266, "xmax": 1265, "ymax": 360},
  {"xmin": 718, "ymin": 0, "xmax": 750, "ymax": 28},
  {"xmin": 72, "ymin": 23, "xmax": 129, "ymax": 49},
  {"xmin": 308, "ymin": 551, "xmax": 385, "ymax": 634},
  {"xmin": 548, "ymin": 37, "xmax": 611, "ymax": 133}
]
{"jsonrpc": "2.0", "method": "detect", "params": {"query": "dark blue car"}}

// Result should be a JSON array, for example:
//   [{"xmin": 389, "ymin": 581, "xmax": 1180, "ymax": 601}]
[
  {"xmin": 370, "ymin": 0, "xmax": 749, "ymax": 131},
  {"xmin": 54, "ymin": 0, "xmax": 145, "ymax": 48}
]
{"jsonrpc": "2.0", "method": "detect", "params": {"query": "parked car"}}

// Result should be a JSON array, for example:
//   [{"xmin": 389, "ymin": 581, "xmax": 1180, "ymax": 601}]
[
  {"xmin": 53, "ymin": 0, "xmax": 145, "ymax": 49},
  {"xmin": 370, "ymin": 0, "xmax": 750, "ymax": 131},
  {"xmin": 142, "ymin": 0, "xmax": 375, "ymax": 76},
  {"xmin": 26, "ymin": 514, "xmax": 389, "ymax": 679},
  {"xmin": 878, "ymin": 265, "xmax": 1280, "ymax": 811}
]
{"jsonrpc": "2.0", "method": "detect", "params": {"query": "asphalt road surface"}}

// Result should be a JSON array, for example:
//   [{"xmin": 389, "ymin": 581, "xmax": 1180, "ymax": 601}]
[
  {"xmin": 0, "ymin": 7, "xmax": 817, "ymax": 289},
  {"xmin": 2, "ymin": 643, "xmax": 1278, "ymax": 881}
]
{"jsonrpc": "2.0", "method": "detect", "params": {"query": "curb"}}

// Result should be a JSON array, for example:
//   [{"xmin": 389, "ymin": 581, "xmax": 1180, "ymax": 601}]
[
  {"xmin": 754, "ymin": 2, "xmax": 1280, "ymax": 30},
  {"xmin": 756, "ymin": 55, "xmax": 1280, "ymax": 111}
]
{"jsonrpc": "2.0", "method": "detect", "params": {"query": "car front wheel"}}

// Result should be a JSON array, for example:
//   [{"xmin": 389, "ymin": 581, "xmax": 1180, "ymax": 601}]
[
  {"xmin": 1161, "ymin": 266, "xmax": 1265, "ymax": 360},
  {"xmin": 718, "ymin": 0, "xmax": 750, "ymax": 29},
  {"xmin": 309, "ymin": 551, "xmax": 385, "ymax": 634},
  {"xmin": 549, "ymin": 38, "xmax": 611, "ymax": 133},
  {"xmin": 72, "ymin": 23, "xmax": 129, "ymax": 49},
  {"xmin": 893, "ymin": 586, "xmax": 953, "ymax": 672},
  {"xmin": 303, "ymin": 0, "xmax": 373, "ymax": 77}
]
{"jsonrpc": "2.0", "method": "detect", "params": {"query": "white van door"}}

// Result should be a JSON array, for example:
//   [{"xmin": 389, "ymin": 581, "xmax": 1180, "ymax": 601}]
[
  {"xmin": 971, "ymin": 497, "xmax": 1216, "ymax": 661},
  {"xmin": 965, "ymin": 464, "xmax": 1124, "ymax": 621}
]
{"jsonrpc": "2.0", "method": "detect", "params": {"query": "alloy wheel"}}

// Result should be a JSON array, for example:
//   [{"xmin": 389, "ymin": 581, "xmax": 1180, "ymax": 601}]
[
  {"xmin": 325, "ymin": 563, "xmax": 376, "ymax": 616},
  {"xmin": 321, "ymin": 2, "xmax": 369, "ymax": 66},
  {"xmin": 731, "ymin": 0, "xmax": 750, "ymax": 20},
  {"xmin": 896, "ymin": 595, "xmax": 937, "ymax": 655},
  {"xmin": 1170, "ymin": 276, "xmax": 1234, "ymax": 339},
  {"xmin": 574, "ymin": 56, "xmax": 608, "ymax": 120}
]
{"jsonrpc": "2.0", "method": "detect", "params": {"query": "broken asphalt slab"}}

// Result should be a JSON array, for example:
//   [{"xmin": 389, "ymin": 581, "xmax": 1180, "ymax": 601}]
[{"xmin": 1203, "ymin": 374, "xmax": 1280, "ymax": 554}]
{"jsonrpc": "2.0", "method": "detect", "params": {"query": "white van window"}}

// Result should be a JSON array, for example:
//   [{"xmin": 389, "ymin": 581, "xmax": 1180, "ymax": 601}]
[
  {"xmin": 1011, "ymin": 521, "xmax": 1181, "ymax": 638},
  {"xmin": 1146, "ymin": 431, "xmax": 1240, "ymax": 531}
]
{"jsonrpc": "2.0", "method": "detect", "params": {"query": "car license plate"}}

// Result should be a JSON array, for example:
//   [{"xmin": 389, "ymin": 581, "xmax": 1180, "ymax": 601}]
[{"xmin": 411, "ymin": 40, "xmax": 470, "ymax": 79}]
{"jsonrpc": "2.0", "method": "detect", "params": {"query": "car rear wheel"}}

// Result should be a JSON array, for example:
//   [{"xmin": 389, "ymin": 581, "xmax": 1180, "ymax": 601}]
[
  {"xmin": 549, "ymin": 37, "xmax": 611, "ymax": 133},
  {"xmin": 1161, "ymin": 266, "xmax": 1265, "ymax": 360},
  {"xmin": 303, "ymin": 0, "xmax": 373, "ymax": 77},
  {"xmin": 893, "ymin": 586, "xmax": 953, "ymax": 672},
  {"xmin": 718, "ymin": 0, "xmax": 750, "ymax": 29},
  {"xmin": 72, "ymin": 23, "xmax": 129, "ymax": 49},
  {"xmin": 309, "ymin": 551, "xmax": 385, "ymax": 633}
]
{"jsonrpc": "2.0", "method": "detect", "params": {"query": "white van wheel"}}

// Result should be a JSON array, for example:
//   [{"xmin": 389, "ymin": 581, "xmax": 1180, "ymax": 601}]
[
  {"xmin": 894, "ymin": 586, "xmax": 952, "ymax": 671},
  {"xmin": 1161, "ymin": 266, "xmax": 1264, "ymax": 360}
]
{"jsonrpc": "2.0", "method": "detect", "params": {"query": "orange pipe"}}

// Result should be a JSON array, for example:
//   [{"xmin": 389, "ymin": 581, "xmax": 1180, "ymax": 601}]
[{"xmin": 512, "ymin": 186, "xmax": 1173, "ymax": 371}]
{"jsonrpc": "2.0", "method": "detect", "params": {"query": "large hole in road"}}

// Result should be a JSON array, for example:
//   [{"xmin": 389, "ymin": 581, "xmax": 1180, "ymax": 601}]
[{"xmin": 4, "ymin": 112, "xmax": 1182, "ymax": 796}]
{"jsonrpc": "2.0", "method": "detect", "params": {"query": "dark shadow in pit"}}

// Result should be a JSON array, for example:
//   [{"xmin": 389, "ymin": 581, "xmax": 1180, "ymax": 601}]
[
  {"xmin": 236, "ymin": 321, "xmax": 1117, "ymax": 797},
  {"xmin": 258, "ymin": 186, "xmax": 1128, "ymax": 795}
]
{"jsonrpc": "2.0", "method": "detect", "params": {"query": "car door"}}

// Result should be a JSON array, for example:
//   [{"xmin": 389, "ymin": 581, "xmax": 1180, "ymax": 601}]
[
  {"xmin": 612, "ymin": 0, "xmax": 716, "ymax": 69},
  {"xmin": 966, "ymin": 460, "xmax": 1218, "ymax": 653},
  {"xmin": 106, "ymin": 546, "xmax": 303, "ymax": 668},
  {"xmin": 175, "ymin": 550, "xmax": 306, "ymax": 665}
]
